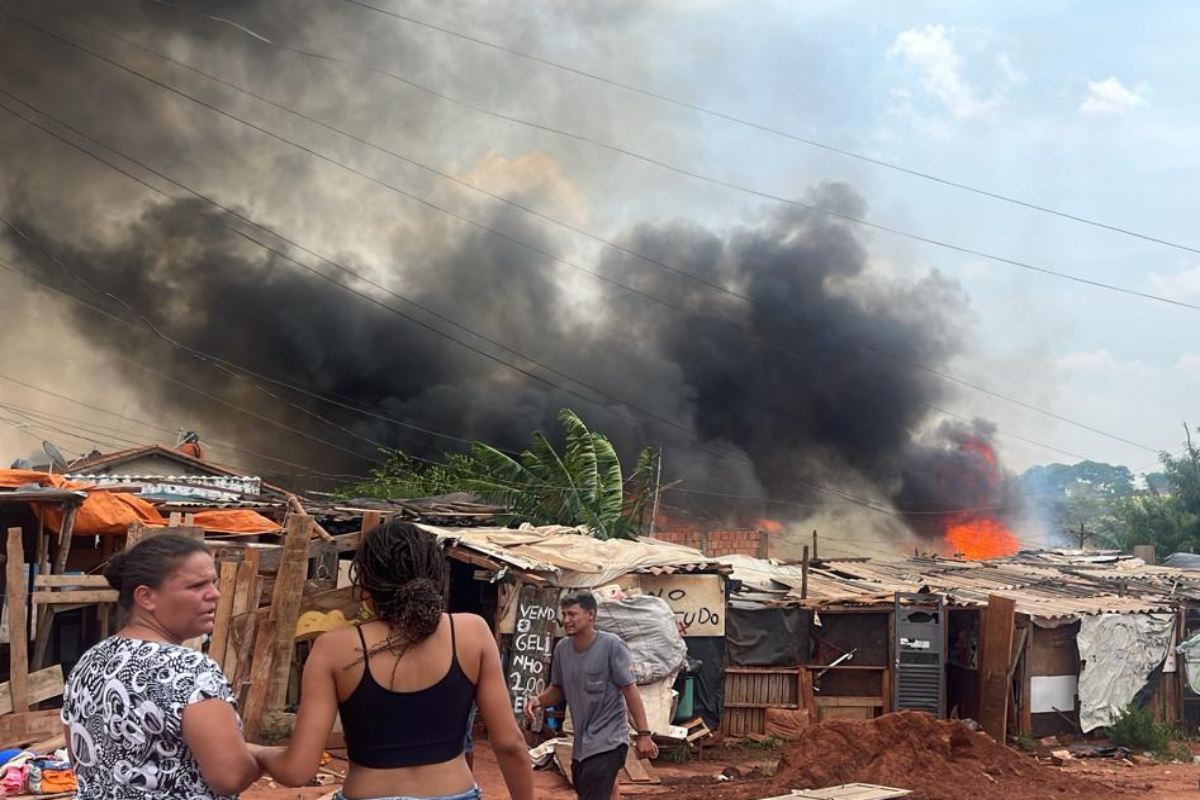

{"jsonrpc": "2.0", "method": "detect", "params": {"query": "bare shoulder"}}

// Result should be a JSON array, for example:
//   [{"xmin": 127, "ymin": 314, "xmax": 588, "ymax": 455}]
[
  {"xmin": 450, "ymin": 612, "xmax": 493, "ymax": 640},
  {"xmin": 310, "ymin": 624, "xmax": 364, "ymax": 664}
]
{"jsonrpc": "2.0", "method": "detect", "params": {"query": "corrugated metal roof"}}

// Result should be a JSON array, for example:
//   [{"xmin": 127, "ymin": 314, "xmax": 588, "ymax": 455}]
[{"xmin": 729, "ymin": 552, "xmax": 1186, "ymax": 619}]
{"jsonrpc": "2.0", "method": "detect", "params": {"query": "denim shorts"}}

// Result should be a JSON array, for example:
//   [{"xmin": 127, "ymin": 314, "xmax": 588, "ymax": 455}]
[{"xmin": 333, "ymin": 788, "xmax": 480, "ymax": 800}]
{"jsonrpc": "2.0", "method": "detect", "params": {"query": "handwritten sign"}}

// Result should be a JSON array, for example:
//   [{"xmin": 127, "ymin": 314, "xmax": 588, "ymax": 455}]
[
  {"xmin": 506, "ymin": 584, "xmax": 558, "ymax": 728},
  {"xmin": 639, "ymin": 574, "xmax": 725, "ymax": 637}
]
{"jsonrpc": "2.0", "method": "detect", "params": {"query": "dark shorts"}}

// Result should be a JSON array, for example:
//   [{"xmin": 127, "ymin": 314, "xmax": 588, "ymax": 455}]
[{"xmin": 571, "ymin": 744, "xmax": 627, "ymax": 800}]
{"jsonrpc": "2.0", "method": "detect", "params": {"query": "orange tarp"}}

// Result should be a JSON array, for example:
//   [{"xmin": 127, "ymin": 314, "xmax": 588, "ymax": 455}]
[{"xmin": 0, "ymin": 469, "xmax": 280, "ymax": 536}]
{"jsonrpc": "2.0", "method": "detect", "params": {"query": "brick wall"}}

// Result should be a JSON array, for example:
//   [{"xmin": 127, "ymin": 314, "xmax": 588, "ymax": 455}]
[{"xmin": 652, "ymin": 527, "xmax": 769, "ymax": 558}]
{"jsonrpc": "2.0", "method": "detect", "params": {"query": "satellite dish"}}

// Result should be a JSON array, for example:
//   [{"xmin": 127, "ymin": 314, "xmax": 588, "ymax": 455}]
[{"xmin": 42, "ymin": 440, "xmax": 69, "ymax": 474}]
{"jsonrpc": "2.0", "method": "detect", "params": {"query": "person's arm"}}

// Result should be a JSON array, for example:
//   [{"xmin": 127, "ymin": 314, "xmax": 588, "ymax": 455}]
[
  {"xmin": 610, "ymin": 639, "xmax": 658, "ymax": 760},
  {"xmin": 182, "ymin": 699, "xmax": 262, "ymax": 795},
  {"xmin": 525, "ymin": 640, "xmax": 565, "ymax": 725},
  {"xmin": 468, "ymin": 615, "xmax": 535, "ymax": 800},
  {"xmin": 524, "ymin": 683, "xmax": 565, "ymax": 725},
  {"xmin": 619, "ymin": 683, "xmax": 659, "ymax": 760},
  {"xmin": 253, "ymin": 631, "xmax": 342, "ymax": 787}
]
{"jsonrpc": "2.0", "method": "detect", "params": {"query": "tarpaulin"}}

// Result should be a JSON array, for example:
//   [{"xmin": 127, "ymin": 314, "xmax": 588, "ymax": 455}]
[
  {"xmin": 0, "ymin": 469, "xmax": 279, "ymax": 536},
  {"xmin": 1177, "ymin": 630, "xmax": 1200, "ymax": 695},
  {"xmin": 726, "ymin": 603, "xmax": 808, "ymax": 667},
  {"xmin": 684, "ymin": 636, "xmax": 724, "ymax": 730},
  {"xmin": 1076, "ymin": 612, "xmax": 1175, "ymax": 732}
]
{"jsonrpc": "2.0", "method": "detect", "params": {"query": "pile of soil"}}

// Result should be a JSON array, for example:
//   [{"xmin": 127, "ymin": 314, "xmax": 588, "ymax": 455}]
[{"xmin": 764, "ymin": 711, "xmax": 1115, "ymax": 800}]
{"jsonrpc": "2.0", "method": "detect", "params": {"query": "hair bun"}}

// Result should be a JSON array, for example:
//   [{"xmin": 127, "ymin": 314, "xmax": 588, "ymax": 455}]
[{"xmin": 103, "ymin": 552, "xmax": 128, "ymax": 590}]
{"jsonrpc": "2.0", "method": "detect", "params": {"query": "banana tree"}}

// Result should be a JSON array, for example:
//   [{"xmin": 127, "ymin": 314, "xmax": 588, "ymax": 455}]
[{"xmin": 465, "ymin": 409, "xmax": 658, "ymax": 539}]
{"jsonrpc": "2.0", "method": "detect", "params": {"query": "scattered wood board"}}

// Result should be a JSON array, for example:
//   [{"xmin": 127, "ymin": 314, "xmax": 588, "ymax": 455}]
[
  {"xmin": 6, "ymin": 528, "xmax": 29, "ymax": 713},
  {"xmin": 621, "ymin": 746, "xmax": 660, "ymax": 784},
  {"xmin": 764, "ymin": 785, "xmax": 911, "ymax": 800},
  {"xmin": 0, "ymin": 665, "xmax": 65, "ymax": 716},
  {"xmin": 0, "ymin": 709, "xmax": 66, "ymax": 749}
]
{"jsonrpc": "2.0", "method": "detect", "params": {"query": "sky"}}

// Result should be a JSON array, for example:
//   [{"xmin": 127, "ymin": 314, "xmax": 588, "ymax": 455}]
[
  {"xmin": 0, "ymin": 0, "xmax": 1194, "ymax": 502},
  {"xmin": 555, "ymin": 0, "xmax": 1197, "ymax": 475}
]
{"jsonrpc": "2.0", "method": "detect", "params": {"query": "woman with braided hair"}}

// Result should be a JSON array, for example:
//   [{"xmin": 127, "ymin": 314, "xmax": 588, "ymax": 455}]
[{"xmin": 253, "ymin": 521, "xmax": 533, "ymax": 800}]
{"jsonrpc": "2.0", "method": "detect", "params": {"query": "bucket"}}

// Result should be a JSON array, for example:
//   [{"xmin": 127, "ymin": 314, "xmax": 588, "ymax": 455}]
[{"xmin": 672, "ymin": 676, "xmax": 695, "ymax": 723}]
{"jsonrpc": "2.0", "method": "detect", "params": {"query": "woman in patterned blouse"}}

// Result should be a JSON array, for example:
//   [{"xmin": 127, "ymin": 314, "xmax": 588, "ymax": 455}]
[{"xmin": 60, "ymin": 533, "xmax": 263, "ymax": 800}]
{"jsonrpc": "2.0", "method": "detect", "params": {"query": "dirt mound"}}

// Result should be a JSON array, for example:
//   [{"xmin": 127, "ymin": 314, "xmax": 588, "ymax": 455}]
[{"xmin": 764, "ymin": 711, "xmax": 1114, "ymax": 800}]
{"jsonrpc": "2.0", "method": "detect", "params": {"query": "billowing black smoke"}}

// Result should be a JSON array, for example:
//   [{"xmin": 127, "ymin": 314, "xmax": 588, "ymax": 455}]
[
  {"xmin": 894, "ymin": 420, "xmax": 1023, "ymax": 539},
  {"xmin": 0, "ymin": 0, "xmax": 1010, "ymax": 538}
]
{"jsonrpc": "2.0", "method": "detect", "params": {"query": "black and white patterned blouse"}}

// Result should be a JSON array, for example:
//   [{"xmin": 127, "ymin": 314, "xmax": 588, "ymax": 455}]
[{"xmin": 60, "ymin": 636, "xmax": 238, "ymax": 800}]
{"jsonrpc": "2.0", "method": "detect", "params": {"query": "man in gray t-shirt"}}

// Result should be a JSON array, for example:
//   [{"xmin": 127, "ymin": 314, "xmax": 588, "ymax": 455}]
[{"xmin": 527, "ymin": 593, "xmax": 658, "ymax": 800}]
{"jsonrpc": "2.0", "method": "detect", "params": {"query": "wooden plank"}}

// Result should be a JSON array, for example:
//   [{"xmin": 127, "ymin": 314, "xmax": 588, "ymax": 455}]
[
  {"xmin": 222, "ymin": 550, "xmax": 260, "ymax": 676},
  {"xmin": 7, "ymin": 528, "xmax": 29, "ymax": 713},
  {"xmin": 360, "ymin": 511, "xmax": 382, "ymax": 539},
  {"xmin": 262, "ymin": 514, "xmax": 312, "ymax": 721},
  {"xmin": 0, "ymin": 710, "xmax": 63, "ymax": 749},
  {"xmin": 208, "ymin": 560, "xmax": 240, "ymax": 667},
  {"xmin": 32, "ymin": 590, "xmax": 118, "ymax": 604},
  {"xmin": 33, "ymin": 575, "xmax": 111, "ymax": 588},
  {"xmin": 0, "ymin": 665, "xmax": 64, "ymax": 716},
  {"xmin": 978, "ymin": 594, "xmax": 1016, "ymax": 744},
  {"xmin": 240, "ymin": 614, "xmax": 276, "ymax": 739}
]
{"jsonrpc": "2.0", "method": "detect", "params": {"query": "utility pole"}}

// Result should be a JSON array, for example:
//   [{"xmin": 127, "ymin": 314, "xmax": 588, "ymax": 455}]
[
  {"xmin": 646, "ymin": 450, "xmax": 663, "ymax": 537},
  {"xmin": 812, "ymin": 529, "xmax": 819, "ymax": 561},
  {"xmin": 1077, "ymin": 522, "xmax": 1089, "ymax": 550}
]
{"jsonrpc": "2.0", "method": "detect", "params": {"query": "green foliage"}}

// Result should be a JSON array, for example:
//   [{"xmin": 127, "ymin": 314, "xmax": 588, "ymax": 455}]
[
  {"xmin": 1014, "ymin": 733, "xmax": 1036, "ymax": 752},
  {"xmin": 1109, "ymin": 426, "xmax": 1200, "ymax": 554},
  {"xmin": 1020, "ymin": 460, "xmax": 1135, "ymax": 545},
  {"xmin": 741, "ymin": 735, "xmax": 783, "ymax": 752},
  {"xmin": 462, "ymin": 410, "xmax": 659, "ymax": 539},
  {"xmin": 660, "ymin": 742, "xmax": 693, "ymax": 764},
  {"xmin": 1107, "ymin": 704, "xmax": 1177, "ymax": 755},
  {"xmin": 337, "ymin": 409, "xmax": 660, "ymax": 540}
]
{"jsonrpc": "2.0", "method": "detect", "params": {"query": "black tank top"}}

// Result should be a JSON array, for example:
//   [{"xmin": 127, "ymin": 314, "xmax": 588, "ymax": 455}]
[{"xmin": 339, "ymin": 616, "xmax": 476, "ymax": 768}]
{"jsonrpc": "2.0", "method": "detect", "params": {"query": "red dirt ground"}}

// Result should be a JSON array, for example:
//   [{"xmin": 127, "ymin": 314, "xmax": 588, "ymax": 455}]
[{"xmin": 242, "ymin": 713, "xmax": 1200, "ymax": 800}]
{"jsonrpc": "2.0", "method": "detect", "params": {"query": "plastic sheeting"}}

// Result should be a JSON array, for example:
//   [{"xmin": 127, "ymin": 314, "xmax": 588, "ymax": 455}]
[
  {"xmin": 685, "ymin": 636, "xmax": 724, "ymax": 729},
  {"xmin": 1164, "ymin": 552, "xmax": 1200, "ymax": 569},
  {"xmin": 726, "ymin": 603, "xmax": 808, "ymax": 667},
  {"xmin": 1177, "ymin": 630, "xmax": 1200, "ymax": 694},
  {"xmin": 596, "ymin": 594, "xmax": 687, "ymax": 684},
  {"xmin": 1076, "ymin": 612, "xmax": 1175, "ymax": 732}
]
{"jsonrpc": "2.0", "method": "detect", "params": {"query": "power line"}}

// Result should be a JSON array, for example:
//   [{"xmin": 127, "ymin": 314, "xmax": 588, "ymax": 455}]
[
  {"xmin": 333, "ymin": 0, "xmax": 1200, "ymax": 259},
  {"xmin": 0, "ymin": 366, "xmax": 369, "ymax": 481},
  {"xmin": 127, "ymin": 2, "xmax": 1200, "ymax": 312},
  {"xmin": 0, "ymin": 22, "xmax": 1163, "ymax": 459},
  {"xmin": 25, "ymin": 21, "xmax": 1125, "ymax": 471},
  {"xmin": 0, "ymin": 20, "xmax": 1164, "ymax": 514}
]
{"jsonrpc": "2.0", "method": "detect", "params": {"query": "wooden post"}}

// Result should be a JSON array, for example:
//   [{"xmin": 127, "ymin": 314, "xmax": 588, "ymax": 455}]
[
  {"xmin": 756, "ymin": 530, "xmax": 769, "ymax": 559},
  {"xmin": 360, "ymin": 511, "xmax": 382, "ymax": 540},
  {"xmin": 208, "ymin": 560, "xmax": 239, "ymax": 667},
  {"xmin": 34, "ymin": 511, "xmax": 48, "ymax": 577},
  {"xmin": 32, "ymin": 504, "xmax": 79, "ymax": 669},
  {"xmin": 7, "ymin": 528, "xmax": 29, "ymax": 713},
  {"xmin": 812, "ymin": 530, "xmax": 819, "ymax": 561},
  {"xmin": 243, "ymin": 515, "xmax": 311, "ymax": 739},
  {"xmin": 801, "ymin": 545, "xmax": 809, "ymax": 600}
]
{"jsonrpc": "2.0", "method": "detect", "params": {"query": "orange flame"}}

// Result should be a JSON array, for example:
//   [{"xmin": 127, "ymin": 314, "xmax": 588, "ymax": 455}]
[
  {"xmin": 755, "ymin": 518, "xmax": 783, "ymax": 534},
  {"xmin": 943, "ymin": 517, "xmax": 1020, "ymax": 560}
]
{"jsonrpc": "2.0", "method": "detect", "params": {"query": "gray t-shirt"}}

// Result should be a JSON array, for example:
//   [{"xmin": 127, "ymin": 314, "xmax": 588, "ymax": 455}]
[{"xmin": 550, "ymin": 630, "xmax": 635, "ymax": 761}]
